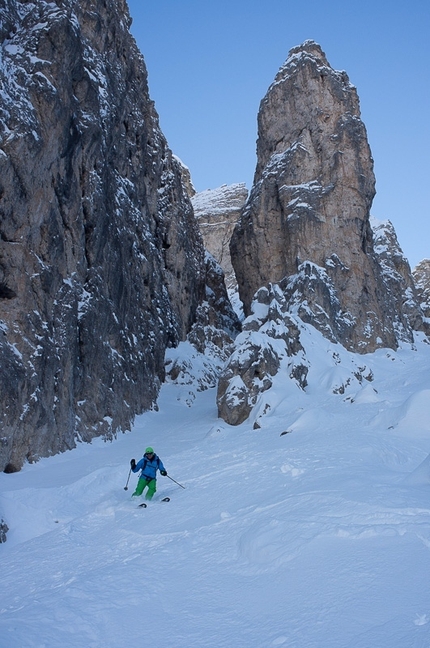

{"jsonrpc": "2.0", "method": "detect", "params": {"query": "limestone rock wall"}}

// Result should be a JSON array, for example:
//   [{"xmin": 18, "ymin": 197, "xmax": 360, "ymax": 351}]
[
  {"xmin": 230, "ymin": 40, "xmax": 423, "ymax": 353},
  {"xmin": 0, "ymin": 0, "xmax": 206, "ymax": 470},
  {"xmin": 413, "ymin": 259, "xmax": 430, "ymax": 322},
  {"xmin": 175, "ymin": 156, "xmax": 196, "ymax": 198},
  {"xmin": 371, "ymin": 218, "xmax": 424, "ymax": 334},
  {"xmin": 192, "ymin": 184, "xmax": 248, "ymax": 291}
]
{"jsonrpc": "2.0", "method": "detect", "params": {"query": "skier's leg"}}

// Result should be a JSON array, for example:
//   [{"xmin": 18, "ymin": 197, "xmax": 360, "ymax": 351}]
[
  {"xmin": 132, "ymin": 478, "xmax": 147, "ymax": 497},
  {"xmin": 145, "ymin": 479, "xmax": 157, "ymax": 500}
]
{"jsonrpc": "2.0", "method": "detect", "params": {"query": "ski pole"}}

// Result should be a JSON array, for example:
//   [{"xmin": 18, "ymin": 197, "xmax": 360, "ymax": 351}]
[
  {"xmin": 166, "ymin": 474, "xmax": 185, "ymax": 489},
  {"xmin": 124, "ymin": 467, "xmax": 132, "ymax": 491}
]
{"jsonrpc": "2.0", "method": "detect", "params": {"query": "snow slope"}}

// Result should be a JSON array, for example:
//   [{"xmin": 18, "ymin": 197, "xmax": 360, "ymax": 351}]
[{"xmin": 1, "ymin": 329, "xmax": 430, "ymax": 648}]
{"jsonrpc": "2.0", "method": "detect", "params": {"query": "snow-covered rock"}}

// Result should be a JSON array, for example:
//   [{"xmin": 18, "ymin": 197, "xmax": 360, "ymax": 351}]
[
  {"xmin": 217, "ymin": 284, "xmax": 304, "ymax": 426},
  {"xmin": 216, "ymin": 281, "xmax": 380, "ymax": 426},
  {"xmin": 371, "ymin": 217, "xmax": 424, "ymax": 336},
  {"xmin": 166, "ymin": 252, "xmax": 241, "ymax": 403},
  {"xmin": 0, "ymin": 517, "xmax": 8, "ymax": 543},
  {"xmin": 413, "ymin": 259, "xmax": 430, "ymax": 324}
]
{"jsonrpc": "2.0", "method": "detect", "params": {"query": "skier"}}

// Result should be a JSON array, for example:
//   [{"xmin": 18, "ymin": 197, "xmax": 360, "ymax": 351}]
[{"xmin": 130, "ymin": 447, "xmax": 167, "ymax": 500}]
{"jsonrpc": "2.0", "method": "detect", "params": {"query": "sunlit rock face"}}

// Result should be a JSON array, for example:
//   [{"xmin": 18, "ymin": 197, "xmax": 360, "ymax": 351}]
[
  {"xmin": 219, "ymin": 40, "xmax": 426, "ymax": 426},
  {"xmin": 0, "ymin": 0, "xmax": 206, "ymax": 470},
  {"xmin": 192, "ymin": 184, "xmax": 248, "ymax": 292},
  {"xmin": 230, "ymin": 40, "xmax": 423, "ymax": 354}
]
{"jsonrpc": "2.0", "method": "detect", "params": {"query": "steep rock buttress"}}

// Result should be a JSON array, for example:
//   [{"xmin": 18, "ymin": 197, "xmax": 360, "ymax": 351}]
[{"xmin": 0, "ymin": 0, "xmax": 207, "ymax": 470}]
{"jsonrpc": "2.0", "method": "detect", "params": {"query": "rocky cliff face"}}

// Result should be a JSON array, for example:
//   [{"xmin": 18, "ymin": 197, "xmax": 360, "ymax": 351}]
[
  {"xmin": 176, "ymin": 157, "xmax": 196, "ymax": 199},
  {"xmin": 230, "ymin": 40, "xmax": 423, "ymax": 353},
  {"xmin": 0, "ymin": 0, "xmax": 208, "ymax": 471},
  {"xmin": 1, "ymin": 13, "xmax": 426, "ymax": 465},
  {"xmin": 218, "ymin": 40, "xmax": 426, "ymax": 425},
  {"xmin": 413, "ymin": 259, "xmax": 430, "ymax": 322},
  {"xmin": 192, "ymin": 184, "xmax": 248, "ymax": 291},
  {"xmin": 217, "ymin": 216, "xmax": 426, "ymax": 427},
  {"xmin": 371, "ymin": 218, "xmax": 424, "ymax": 333}
]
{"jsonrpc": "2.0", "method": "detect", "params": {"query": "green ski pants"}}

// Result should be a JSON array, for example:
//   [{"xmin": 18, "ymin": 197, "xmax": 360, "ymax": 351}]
[{"xmin": 132, "ymin": 477, "xmax": 157, "ymax": 500}]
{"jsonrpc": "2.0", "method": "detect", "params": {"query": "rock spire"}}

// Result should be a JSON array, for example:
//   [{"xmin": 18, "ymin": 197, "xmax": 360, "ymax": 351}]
[{"xmin": 230, "ymin": 40, "xmax": 423, "ymax": 352}]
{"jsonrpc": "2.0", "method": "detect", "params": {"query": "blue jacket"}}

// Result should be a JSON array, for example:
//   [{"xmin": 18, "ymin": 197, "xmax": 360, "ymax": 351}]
[{"xmin": 132, "ymin": 453, "xmax": 166, "ymax": 481}]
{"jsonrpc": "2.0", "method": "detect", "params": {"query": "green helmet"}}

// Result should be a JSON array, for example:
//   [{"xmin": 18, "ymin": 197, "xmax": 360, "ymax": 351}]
[{"xmin": 145, "ymin": 447, "xmax": 154, "ymax": 454}]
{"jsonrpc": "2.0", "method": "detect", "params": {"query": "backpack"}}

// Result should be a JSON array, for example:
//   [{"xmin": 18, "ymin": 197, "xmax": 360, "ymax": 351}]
[{"xmin": 142, "ymin": 454, "xmax": 160, "ymax": 472}]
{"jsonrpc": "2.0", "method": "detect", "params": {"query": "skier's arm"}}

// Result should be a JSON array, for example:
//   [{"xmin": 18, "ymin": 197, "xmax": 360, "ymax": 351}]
[{"xmin": 132, "ymin": 458, "xmax": 143, "ymax": 473}]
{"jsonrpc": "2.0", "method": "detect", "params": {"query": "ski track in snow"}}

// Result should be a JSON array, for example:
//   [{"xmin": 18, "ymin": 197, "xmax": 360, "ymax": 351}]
[{"xmin": 1, "ymin": 337, "xmax": 430, "ymax": 647}]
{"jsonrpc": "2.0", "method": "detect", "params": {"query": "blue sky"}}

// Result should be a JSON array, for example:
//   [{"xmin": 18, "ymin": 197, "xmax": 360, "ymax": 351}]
[{"xmin": 127, "ymin": 0, "xmax": 429, "ymax": 268}]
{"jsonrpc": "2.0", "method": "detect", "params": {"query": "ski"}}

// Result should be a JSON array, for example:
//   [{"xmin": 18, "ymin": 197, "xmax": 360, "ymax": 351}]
[{"xmin": 138, "ymin": 497, "xmax": 169, "ymax": 508}]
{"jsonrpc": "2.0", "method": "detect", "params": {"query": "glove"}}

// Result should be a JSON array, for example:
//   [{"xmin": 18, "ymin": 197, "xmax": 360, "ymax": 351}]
[
  {"xmin": 160, "ymin": 470, "xmax": 167, "ymax": 476},
  {"xmin": 130, "ymin": 459, "xmax": 136, "ymax": 469}
]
